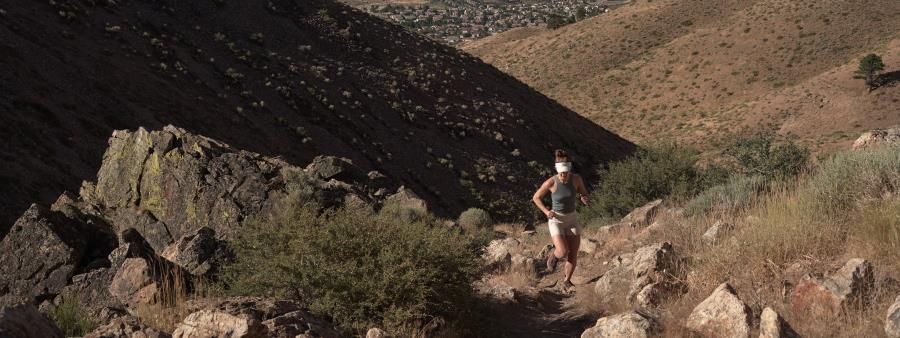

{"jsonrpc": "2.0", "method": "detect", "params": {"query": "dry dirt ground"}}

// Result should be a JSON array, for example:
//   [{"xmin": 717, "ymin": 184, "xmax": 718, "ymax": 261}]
[{"xmin": 464, "ymin": 0, "xmax": 900, "ymax": 154}]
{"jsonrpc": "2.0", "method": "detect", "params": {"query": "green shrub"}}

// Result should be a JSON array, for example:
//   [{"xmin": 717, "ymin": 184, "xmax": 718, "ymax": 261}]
[
  {"xmin": 803, "ymin": 144, "xmax": 900, "ymax": 216},
  {"xmin": 222, "ymin": 200, "xmax": 489, "ymax": 335},
  {"xmin": 684, "ymin": 175, "xmax": 767, "ymax": 216},
  {"xmin": 723, "ymin": 133, "xmax": 809, "ymax": 180},
  {"xmin": 458, "ymin": 208, "xmax": 493, "ymax": 230},
  {"xmin": 52, "ymin": 295, "xmax": 94, "ymax": 336},
  {"xmin": 582, "ymin": 143, "xmax": 721, "ymax": 222}
]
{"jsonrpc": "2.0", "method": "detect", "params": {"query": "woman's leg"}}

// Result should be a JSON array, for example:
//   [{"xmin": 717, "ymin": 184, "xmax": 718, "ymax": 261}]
[
  {"xmin": 564, "ymin": 233, "xmax": 580, "ymax": 283},
  {"xmin": 551, "ymin": 234, "xmax": 569, "ymax": 260}
]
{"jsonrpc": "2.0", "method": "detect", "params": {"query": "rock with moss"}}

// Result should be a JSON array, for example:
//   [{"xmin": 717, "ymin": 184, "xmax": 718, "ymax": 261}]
[
  {"xmin": 88, "ymin": 126, "xmax": 369, "ymax": 247},
  {"xmin": 0, "ymin": 204, "xmax": 96, "ymax": 305}
]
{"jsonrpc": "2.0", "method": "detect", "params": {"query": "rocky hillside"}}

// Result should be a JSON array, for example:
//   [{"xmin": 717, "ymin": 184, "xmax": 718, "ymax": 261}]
[
  {"xmin": 464, "ymin": 0, "xmax": 900, "ymax": 153},
  {"xmin": 0, "ymin": 0, "xmax": 633, "ymax": 235},
  {"xmin": 0, "ymin": 126, "xmax": 372, "ymax": 337}
]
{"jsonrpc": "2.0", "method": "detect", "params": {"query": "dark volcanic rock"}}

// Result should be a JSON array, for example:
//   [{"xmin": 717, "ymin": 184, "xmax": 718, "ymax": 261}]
[
  {"xmin": 161, "ymin": 227, "xmax": 232, "ymax": 278},
  {"xmin": 92, "ymin": 126, "xmax": 291, "ymax": 243},
  {"xmin": 0, "ymin": 205, "xmax": 90, "ymax": 304},
  {"xmin": 0, "ymin": 303, "xmax": 64, "ymax": 338}
]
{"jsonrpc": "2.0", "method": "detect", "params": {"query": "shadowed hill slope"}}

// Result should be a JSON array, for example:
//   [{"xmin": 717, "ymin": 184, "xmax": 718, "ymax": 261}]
[
  {"xmin": 466, "ymin": 0, "xmax": 900, "ymax": 152},
  {"xmin": 0, "ymin": 0, "xmax": 634, "ymax": 235}
]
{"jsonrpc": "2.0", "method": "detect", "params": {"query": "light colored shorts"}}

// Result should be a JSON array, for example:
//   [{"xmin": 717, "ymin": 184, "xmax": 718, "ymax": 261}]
[{"xmin": 548, "ymin": 211, "xmax": 581, "ymax": 237}]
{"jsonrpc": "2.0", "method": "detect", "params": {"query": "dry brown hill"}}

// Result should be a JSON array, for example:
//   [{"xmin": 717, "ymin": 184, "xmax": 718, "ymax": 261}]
[
  {"xmin": 0, "ymin": 0, "xmax": 634, "ymax": 235},
  {"xmin": 465, "ymin": 0, "xmax": 900, "ymax": 152}
]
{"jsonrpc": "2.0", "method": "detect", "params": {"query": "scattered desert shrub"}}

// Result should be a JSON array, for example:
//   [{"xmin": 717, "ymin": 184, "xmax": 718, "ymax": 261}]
[
  {"xmin": 458, "ymin": 208, "xmax": 493, "ymax": 230},
  {"xmin": 52, "ymin": 295, "xmax": 94, "ymax": 336},
  {"xmin": 222, "ymin": 199, "xmax": 491, "ymax": 335},
  {"xmin": 722, "ymin": 132, "xmax": 809, "ymax": 180},
  {"xmin": 684, "ymin": 175, "xmax": 767, "ymax": 216},
  {"xmin": 803, "ymin": 144, "xmax": 900, "ymax": 216},
  {"xmin": 582, "ymin": 143, "xmax": 725, "ymax": 223}
]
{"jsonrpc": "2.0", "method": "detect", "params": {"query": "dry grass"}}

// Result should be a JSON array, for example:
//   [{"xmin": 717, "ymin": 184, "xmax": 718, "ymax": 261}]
[{"xmin": 133, "ymin": 263, "xmax": 215, "ymax": 332}]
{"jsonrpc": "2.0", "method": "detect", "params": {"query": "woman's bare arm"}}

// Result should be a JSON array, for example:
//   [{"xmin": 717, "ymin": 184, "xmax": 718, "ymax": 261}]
[
  {"xmin": 575, "ymin": 174, "xmax": 590, "ymax": 205},
  {"xmin": 532, "ymin": 178, "xmax": 555, "ymax": 217}
]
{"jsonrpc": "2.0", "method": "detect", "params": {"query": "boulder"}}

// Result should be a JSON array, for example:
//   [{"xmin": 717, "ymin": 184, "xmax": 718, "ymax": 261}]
[
  {"xmin": 580, "ymin": 238, "xmax": 601, "ymax": 255},
  {"xmin": 759, "ymin": 307, "xmax": 799, "ymax": 338},
  {"xmin": 484, "ymin": 238, "xmax": 518, "ymax": 269},
  {"xmin": 852, "ymin": 127, "xmax": 900, "ymax": 149},
  {"xmin": 56, "ymin": 236, "xmax": 158, "ymax": 315},
  {"xmin": 161, "ymin": 227, "xmax": 231, "ymax": 278},
  {"xmin": 305, "ymin": 155, "xmax": 359, "ymax": 181},
  {"xmin": 0, "ymin": 204, "xmax": 89, "ymax": 304},
  {"xmin": 685, "ymin": 283, "xmax": 752, "ymax": 338},
  {"xmin": 791, "ymin": 258, "xmax": 874, "ymax": 316},
  {"xmin": 0, "ymin": 303, "xmax": 64, "ymax": 338},
  {"xmin": 620, "ymin": 199, "xmax": 663, "ymax": 228},
  {"xmin": 367, "ymin": 327, "xmax": 389, "ymax": 338},
  {"xmin": 84, "ymin": 315, "xmax": 170, "ymax": 338},
  {"xmin": 581, "ymin": 311, "xmax": 659, "ymax": 338},
  {"xmin": 89, "ymin": 126, "xmax": 356, "ymax": 243},
  {"xmin": 108, "ymin": 258, "xmax": 161, "ymax": 309},
  {"xmin": 172, "ymin": 297, "xmax": 337, "ymax": 338},
  {"xmin": 594, "ymin": 243, "xmax": 683, "ymax": 308},
  {"xmin": 384, "ymin": 186, "xmax": 428, "ymax": 212},
  {"xmin": 702, "ymin": 221, "xmax": 734, "ymax": 244},
  {"xmin": 886, "ymin": 295, "xmax": 900, "ymax": 338}
]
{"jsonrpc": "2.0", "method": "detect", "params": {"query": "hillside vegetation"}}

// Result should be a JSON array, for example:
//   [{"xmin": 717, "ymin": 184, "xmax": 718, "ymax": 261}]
[
  {"xmin": 465, "ymin": 0, "xmax": 900, "ymax": 153},
  {"xmin": 0, "ymin": 0, "xmax": 633, "ymax": 234}
]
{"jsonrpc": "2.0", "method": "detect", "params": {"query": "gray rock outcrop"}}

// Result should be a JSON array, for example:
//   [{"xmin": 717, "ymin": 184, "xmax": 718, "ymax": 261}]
[
  {"xmin": 172, "ymin": 297, "xmax": 338, "ymax": 338},
  {"xmin": 594, "ymin": 242, "xmax": 684, "ymax": 308},
  {"xmin": 852, "ymin": 127, "xmax": 900, "ymax": 149}
]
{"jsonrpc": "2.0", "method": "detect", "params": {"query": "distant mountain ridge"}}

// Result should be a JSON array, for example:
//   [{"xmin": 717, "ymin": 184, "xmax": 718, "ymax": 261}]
[
  {"xmin": 0, "ymin": 0, "xmax": 634, "ymax": 234},
  {"xmin": 465, "ymin": 0, "xmax": 900, "ymax": 153}
]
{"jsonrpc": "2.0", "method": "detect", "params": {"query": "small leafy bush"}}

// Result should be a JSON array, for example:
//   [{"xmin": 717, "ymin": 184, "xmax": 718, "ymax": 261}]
[
  {"xmin": 458, "ymin": 208, "xmax": 493, "ymax": 230},
  {"xmin": 52, "ymin": 295, "xmax": 94, "ymax": 336},
  {"xmin": 222, "ymin": 198, "xmax": 489, "ymax": 335},
  {"xmin": 582, "ymin": 143, "xmax": 723, "ymax": 222}
]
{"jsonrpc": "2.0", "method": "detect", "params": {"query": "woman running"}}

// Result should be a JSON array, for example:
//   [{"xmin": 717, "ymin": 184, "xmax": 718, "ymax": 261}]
[{"xmin": 531, "ymin": 149, "xmax": 589, "ymax": 289}]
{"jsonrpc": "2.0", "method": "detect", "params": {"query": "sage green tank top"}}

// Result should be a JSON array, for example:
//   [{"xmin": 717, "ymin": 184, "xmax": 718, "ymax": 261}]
[{"xmin": 551, "ymin": 175, "xmax": 576, "ymax": 213}]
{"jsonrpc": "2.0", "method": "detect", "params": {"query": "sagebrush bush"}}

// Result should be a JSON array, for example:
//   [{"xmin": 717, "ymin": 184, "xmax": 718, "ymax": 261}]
[
  {"xmin": 803, "ymin": 144, "xmax": 900, "ymax": 216},
  {"xmin": 582, "ymin": 143, "xmax": 725, "ymax": 222},
  {"xmin": 52, "ymin": 295, "xmax": 94, "ymax": 336},
  {"xmin": 222, "ymin": 198, "xmax": 490, "ymax": 335},
  {"xmin": 723, "ymin": 133, "xmax": 809, "ymax": 180},
  {"xmin": 684, "ymin": 175, "xmax": 767, "ymax": 216},
  {"xmin": 458, "ymin": 208, "xmax": 493, "ymax": 230}
]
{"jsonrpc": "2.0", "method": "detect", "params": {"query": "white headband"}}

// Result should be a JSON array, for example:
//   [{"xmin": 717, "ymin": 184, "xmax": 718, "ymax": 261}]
[{"xmin": 555, "ymin": 162, "xmax": 572, "ymax": 173}]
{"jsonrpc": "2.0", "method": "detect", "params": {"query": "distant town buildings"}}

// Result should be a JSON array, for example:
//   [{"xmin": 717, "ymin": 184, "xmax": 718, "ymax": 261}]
[{"xmin": 364, "ymin": 0, "xmax": 609, "ymax": 46}]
